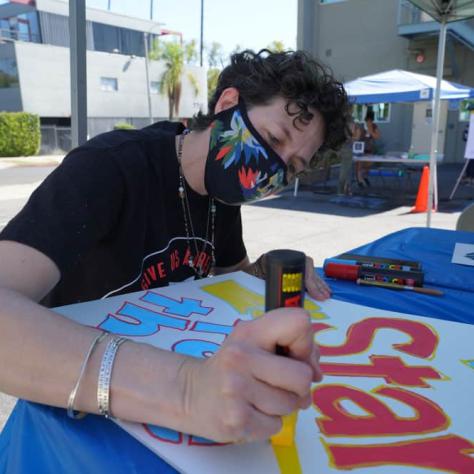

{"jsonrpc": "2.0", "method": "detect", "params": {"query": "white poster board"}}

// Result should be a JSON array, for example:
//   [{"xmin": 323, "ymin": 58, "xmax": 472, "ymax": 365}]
[
  {"xmin": 465, "ymin": 113, "xmax": 474, "ymax": 159},
  {"xmin": 452, "ymin": 243, "xmax": 474, "ymax": 266},
  {"xmin": 55, "ymin": 272, "xmax": 474, "ymax": 473}
]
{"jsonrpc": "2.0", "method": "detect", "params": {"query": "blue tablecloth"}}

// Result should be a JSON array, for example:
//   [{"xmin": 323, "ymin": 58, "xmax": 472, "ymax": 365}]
[
  {"xmin": 1, "ymin": 227, "xmax": 473, "ymax": 473},
  {"xmin": 323, "ymin": 227, "xmax": 474, "ymax": 325}
]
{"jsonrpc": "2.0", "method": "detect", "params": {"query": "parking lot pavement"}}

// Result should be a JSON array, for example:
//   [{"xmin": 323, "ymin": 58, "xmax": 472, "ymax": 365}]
[{"xmin": 241, "ymin": 189, "xmax": 460, "ymax": 264}]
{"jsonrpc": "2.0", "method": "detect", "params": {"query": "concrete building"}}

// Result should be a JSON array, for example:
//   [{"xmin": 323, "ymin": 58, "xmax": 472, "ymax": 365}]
[
  {"xmin": 0, "ymin": 0, "xmax": 207, "ymax": 152},
  {"xmin": 297, "ymin": 0, "xmax": 474, "ymax": 163}
]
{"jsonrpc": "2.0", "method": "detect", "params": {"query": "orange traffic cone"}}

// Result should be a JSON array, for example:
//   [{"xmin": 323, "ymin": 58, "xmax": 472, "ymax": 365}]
[{"xmin": 411, "ymin": 165, "xmax": 433, "ymax": 213}]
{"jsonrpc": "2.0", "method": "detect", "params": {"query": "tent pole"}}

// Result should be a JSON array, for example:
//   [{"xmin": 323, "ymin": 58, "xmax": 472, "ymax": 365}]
[{"xmin": 426, "ymin": 19, "xmax": 447, "ymax": 228}]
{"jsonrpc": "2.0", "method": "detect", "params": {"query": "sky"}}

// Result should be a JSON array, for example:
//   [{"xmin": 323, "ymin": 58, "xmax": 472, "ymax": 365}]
[{"xmin": 86, "ymin": 0, "xmax": 297, "ymax": 59}]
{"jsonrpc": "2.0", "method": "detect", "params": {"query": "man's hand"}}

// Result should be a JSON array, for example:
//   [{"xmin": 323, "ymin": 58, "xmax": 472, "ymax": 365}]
[
  {"xmin": 304, "ymin": 256, "xmax": 331, "ymax": 301},
  {"xmin": 177, "ymin": 308, "xmax": 322, "ymax": 443}
]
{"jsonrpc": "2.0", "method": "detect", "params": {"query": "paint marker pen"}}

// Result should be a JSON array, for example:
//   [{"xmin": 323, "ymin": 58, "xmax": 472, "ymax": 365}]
[
  {"xmin": 323, "ymin": 262, "xmax": 360, "ymax": 281},
  {"xmin": 265, "ymin": 249, "xmax": 306, "ymax": 448},
  {"xmin": 357, "ymin": 278, "xmax": 443, "ymax": 296}
]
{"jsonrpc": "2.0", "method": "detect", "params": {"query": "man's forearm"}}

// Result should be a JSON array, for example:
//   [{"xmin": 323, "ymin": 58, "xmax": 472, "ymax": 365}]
[{"xmin": 0, "ymin": 287, "xmax": 189, "ymax": 429}]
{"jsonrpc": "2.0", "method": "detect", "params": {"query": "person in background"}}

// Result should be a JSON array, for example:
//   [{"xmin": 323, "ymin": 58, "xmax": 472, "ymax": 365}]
[{"xmin": 356, "ymin": 108, "xmax": 381, "ymax": 188}]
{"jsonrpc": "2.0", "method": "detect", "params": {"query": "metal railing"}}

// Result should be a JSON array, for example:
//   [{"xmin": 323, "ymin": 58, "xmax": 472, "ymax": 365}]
[
  {"xmin": 398, "ymin": 0, "xmax": 434, "ymax": 26},
  {"xmin": 0, "ymin": 28, "xmax": 41, "ymax": 44},
  {"xmin": 398, "ymin": 1, "xmax": 474, "ymax": 49}
]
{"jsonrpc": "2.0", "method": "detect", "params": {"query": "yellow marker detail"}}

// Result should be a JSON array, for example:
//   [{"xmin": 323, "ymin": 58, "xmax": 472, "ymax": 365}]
[
  {"xmin": 270, "ymin": 412, "xmax": 298, "ymax": 446},
  {"xmin": 282, "ymin": 272, "xmax": 303, "ymax": 293}
]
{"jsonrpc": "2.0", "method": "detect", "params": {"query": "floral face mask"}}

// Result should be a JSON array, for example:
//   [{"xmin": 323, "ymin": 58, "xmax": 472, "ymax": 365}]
[{"xmin": 204, "ymin": 99, "xmax": 288, "ymax": 205}]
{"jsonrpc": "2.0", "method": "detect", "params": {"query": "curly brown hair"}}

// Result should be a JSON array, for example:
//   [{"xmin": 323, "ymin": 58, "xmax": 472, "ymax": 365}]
[{"xmin": 191, "ymin": 49, "xmax": 351, "ymax": 154}]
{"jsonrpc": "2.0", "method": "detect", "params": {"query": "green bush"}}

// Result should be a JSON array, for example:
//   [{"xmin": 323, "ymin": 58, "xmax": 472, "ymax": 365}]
[
  {"xmin": 113, "ymin": 121, "xmax": 135, "ymax": 130},
  {"xmin": 0, "ymin": 112, "xmax": 40, "ymax": 157}
]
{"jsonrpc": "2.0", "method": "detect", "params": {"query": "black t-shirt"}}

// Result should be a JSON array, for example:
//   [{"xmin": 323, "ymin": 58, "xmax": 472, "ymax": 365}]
[{"xmin": 0, "ymin": 122, "xmax": 247, "ymax": 307}]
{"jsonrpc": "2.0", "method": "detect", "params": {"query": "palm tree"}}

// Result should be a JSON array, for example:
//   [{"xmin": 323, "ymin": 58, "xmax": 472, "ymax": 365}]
[
  {"xmin": 149, "ymin": 39, "xmax": 199, "ymax": 120},
  {"xmin": 266, "ymin": 40, "xmax": 286, "ymax": 52},
  {"xmin": 206, "ymin": 42, "xmax": 224, "ymax": 99}
]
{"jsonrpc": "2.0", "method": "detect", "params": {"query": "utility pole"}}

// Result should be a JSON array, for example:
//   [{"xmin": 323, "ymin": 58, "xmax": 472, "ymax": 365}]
[
  {"xmin": 107, "ymin": 0, "xmax": 112, "ymax": 11},
  {"xmin": 150, "ymin": 0, "xmax": 154, "ymax": 20},
  {"xmin": 69, "ymin": 0, "xmax": 87, "ymax": 147},
  {"xmin": 200, "ymin": 0, "xmax": 204, "ymax": 66},
  {"xmin": 143, "ymin": 32, "xmax": 153, "ymax": 125}
]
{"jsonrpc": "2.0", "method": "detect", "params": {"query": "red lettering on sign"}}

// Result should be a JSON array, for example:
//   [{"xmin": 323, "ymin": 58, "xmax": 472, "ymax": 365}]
[
  {"xmin": 312, "ymin": 317, "xmax": 438, "ymax": 359},
  {"xmin": 320, "ymin": 355, "xmax": 444, "ymax": 388},
  {"xmin": 323, "ymin": 434, "xmax": 474, "ymax": 473},
  {"xmin": 312, "ymin": 384, "xmax": 449, "ymax": 437}
]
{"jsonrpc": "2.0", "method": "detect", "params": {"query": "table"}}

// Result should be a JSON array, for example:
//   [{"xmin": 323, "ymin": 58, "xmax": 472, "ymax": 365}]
[
  {"xmin": 352, "ymin": 155, "xmax": 444, "ymax": 205},
  {"xmin": 1, "ymin": 228, "xmax": 473, "ymax": 473},
  {"xmin": 352, "ymin": 154, "xmax": 430, "ymax": 165},
  {"xmin": 353, "ymin": 154, "xmax": 429, "ymax": 189},
  {"xmin": 322, "ymin": 227, "xmax": 474, "ymax": 325}
]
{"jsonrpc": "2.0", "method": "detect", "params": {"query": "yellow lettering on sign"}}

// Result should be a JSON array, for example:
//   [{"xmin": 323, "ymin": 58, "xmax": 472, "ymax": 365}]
[
  {"xmin": 201, "ymin": 280, "xmax": 265, "ymax": 319},
  {"xmin": 201, "ymin": 279, "xmax": 329, "ymax": 321},
  {"xmin": 306, "ymin": 299, "xmax": 328, "ymax": 320},
  {"xmin": 272, "ymin": 443, "xmax": 303, "ymax": 474}
]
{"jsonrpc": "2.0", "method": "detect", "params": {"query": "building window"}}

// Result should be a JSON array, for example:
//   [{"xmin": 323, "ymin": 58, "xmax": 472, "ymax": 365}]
[
  {"xmin": 0, "ymin": 58, "xmax": 19, "ymax": 89},
  {"xmin": 150, "ymin": 81, "xmax": 161, "ymax": 94},
  {"xmin": 38, "ymin": 12, "xmax": 69, "ymax": 47},
  {"xmin": 100, "ymin": 77, "xmax": 118, "ymax": 92},
  {"xmin": 353, "ymin": 103, "xmax": 391, "ymax": 123},
  {"xmin": 92, "ymin": 22, "xmax": 145, "ymax": 57},
  {"xmin": 459, "ymin": 99, "xmax": 474, "ymax": 122}
]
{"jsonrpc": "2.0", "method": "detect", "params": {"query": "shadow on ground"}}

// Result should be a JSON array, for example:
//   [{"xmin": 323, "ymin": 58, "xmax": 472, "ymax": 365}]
[
  {"xmin": 247, "ymin": 163, "xmax": 474, "ymax": 217},
  {"xmin": 247, "ymin": 190, "xmax": 401, "ymax": 218}
]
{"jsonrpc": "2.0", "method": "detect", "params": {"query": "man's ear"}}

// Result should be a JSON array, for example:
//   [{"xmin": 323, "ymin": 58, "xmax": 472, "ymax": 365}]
[{"xmin": 214, "ymin": 87, "xmax": 239, "ymax": 114}]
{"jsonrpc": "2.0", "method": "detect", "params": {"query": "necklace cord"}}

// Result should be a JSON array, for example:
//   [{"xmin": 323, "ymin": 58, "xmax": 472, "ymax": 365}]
[{"xmin": 177, "ymin": 132, "xmax": 216, "ymax": 277}]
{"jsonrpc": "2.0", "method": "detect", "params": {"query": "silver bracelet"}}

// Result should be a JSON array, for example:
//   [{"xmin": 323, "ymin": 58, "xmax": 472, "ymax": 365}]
[
  {"xmin": 67, "ymin": 331, "xmax": 108, "ymax": 419},
  {"xmin": 97, "ymin": 336, "xmax": 127, "ymax": 418}
]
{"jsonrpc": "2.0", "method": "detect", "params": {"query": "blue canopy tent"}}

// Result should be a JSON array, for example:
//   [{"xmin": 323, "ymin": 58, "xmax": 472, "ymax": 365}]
[{"xmin": 345, "ymin": 69, "xmax": 474, "ymax": 104}]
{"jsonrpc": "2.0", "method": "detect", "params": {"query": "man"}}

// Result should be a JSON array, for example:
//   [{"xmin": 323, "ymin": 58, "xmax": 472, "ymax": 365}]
[{"xmin": 0, "ymin": 50, "xmax": 349, "ymax": 451}]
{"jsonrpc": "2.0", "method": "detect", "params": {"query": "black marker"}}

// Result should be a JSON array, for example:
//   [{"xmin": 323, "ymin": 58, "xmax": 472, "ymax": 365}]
[{"xmin": 264, "ymin": 249, "xmax": 306, "ymax": 447}]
